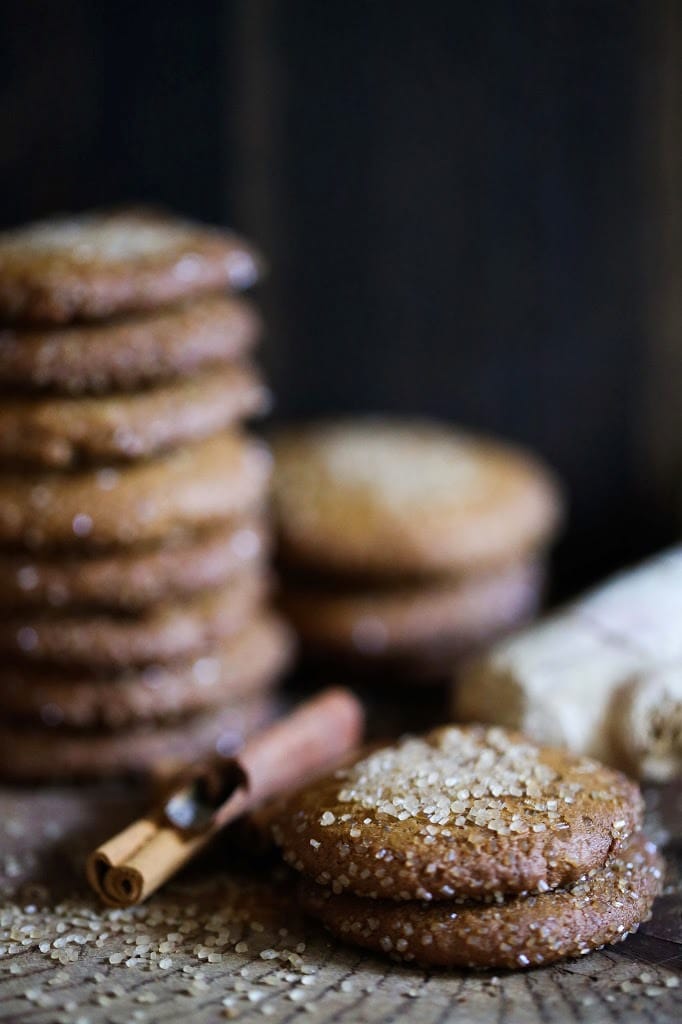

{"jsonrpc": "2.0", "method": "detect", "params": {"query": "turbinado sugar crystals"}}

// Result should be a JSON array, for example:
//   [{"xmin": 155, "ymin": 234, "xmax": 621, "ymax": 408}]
[{"xmin": 334, "ymin": 728, "xmax": 586, "ymax": 833}]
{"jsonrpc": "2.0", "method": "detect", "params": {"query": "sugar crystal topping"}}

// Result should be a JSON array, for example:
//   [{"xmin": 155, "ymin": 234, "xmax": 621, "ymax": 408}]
[
  {"xmin": 335, "ymin": 728, "xmax": 593, "ymax": 835},
  {"xmin": 0, "ymin": 216, "xmax": 196, "ymax": 261},
  {"xmin": 313, "ymin": 425, "xmax": 484, "ymax": 506}
]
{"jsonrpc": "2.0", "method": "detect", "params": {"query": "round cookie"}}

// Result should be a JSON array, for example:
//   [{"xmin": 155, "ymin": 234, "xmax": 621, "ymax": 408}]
[
  {"xmin": 0, "ymin": 697, "xmax": 276, "ymax": 780},
  {"xmin": 282, "ymin": 559, "xmax": 542, "ymax": 659},
  {"xmin": 273, "ymin": 419, "xmax": 562, "ymax": 577},
  {"xmin": 0, "ymin": 518, "xmax": 268, "ymax": 611},
  {"xmin": 0, "ymin": 363, "xmax": 269, "ymax": 468},
  {"xmin": 0, "ymin": 432, "xmax": 271, "ymax": 551},
  {"xmin": 0, "ymin": 614, "xmax": 293, "ymax": 728},
  {"xmin": 0, "ymin": 570, "xmax": 267, "ymax": 670},
  {"xmin": 0, "ymin": 208, "xmax": 262, "ymax": 323},
  {"xmin": 271, "ymin": 725, "xmax": 643, "ymax": 901},
  {"xmin": 299, "ymin": 833, "xmax": 663, "ymax": 969},
  {"xmin": 0, "ymin": 294, "xmax": 260, "ymax": 395}
]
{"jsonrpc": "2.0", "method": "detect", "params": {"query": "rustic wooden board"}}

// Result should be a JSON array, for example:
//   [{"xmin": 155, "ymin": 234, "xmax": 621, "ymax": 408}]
[{"xmin": 0, "ymin": 782, "xmax": 679, "ymax": 1024}]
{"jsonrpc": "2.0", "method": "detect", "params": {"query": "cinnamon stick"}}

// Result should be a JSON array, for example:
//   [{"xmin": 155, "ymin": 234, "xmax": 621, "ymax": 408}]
[{"xmin": 86, "ymin": 687, "xmax": 364, "ymax": 907}]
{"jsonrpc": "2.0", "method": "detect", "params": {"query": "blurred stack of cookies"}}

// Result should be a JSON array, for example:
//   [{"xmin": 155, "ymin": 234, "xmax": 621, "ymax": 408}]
[
  {"xmin": 0, "ymin": 208, "xmax": 293, "ymax": 779},
  {"xmin": 272, "ymin": 418, "xmax": 562, "ymax": 707}
]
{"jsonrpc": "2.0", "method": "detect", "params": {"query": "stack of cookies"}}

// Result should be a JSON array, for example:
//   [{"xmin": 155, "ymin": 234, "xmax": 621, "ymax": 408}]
[
  {"xmin": 0, "ymin": 208, "xmax": 293, "ymax": 779},
  {"xmin": 272, "ymin": 418, "xmax": 562, "ymax": 687},
  {"xmin": 272, "ymin": 725, "xmax": 662, "ymax": 969}
]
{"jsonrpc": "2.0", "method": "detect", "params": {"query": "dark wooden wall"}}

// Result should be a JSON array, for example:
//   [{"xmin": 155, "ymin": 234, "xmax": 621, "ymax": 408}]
[{"xmin": 0, "ymin": 1, "xmax": 680, "ymax": 595}]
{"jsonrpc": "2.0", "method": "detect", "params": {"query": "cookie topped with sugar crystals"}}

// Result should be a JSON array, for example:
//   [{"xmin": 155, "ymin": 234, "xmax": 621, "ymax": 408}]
[
  {"xmin": 0, "ymin": 516, "xmax": 268, "ymax": 612},
  {"xmin": 272, "ymin": 419, "xmax": 562, "ymax": 577},
  {"xmin": 271, "ymin": 724, "xmax": 642, "ymax": 901},
  {"xmin": 0, "ymin": 570, "xmax": 267, "ymax": 670},
  {"xmin": 0, "ymin": 362, "xmax": 269, "ymax": 469},
  {"xmin": 0, "ymin": 294, "xmax": 261, "ymax": 394},
  {"xmin": 0, "ymin": 432, "xmax": 271, "ymax": 551},
  {"xmin": 0, "ymin": 612, "xmax": 292, "ymax": 728},
  {"xmin": 0, "ymin": 208, "xmax": 262, "ymax": 323}
]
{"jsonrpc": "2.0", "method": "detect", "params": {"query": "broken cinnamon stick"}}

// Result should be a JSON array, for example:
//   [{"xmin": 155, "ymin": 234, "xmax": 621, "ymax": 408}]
[{"xmin": 86, "ymin": 687, "xmax": 364, "ymax": 907}]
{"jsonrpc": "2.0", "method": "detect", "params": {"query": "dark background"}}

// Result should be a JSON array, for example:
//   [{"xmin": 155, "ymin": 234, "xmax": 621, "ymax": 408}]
[{"xmin": 1, "ymin": 1, "xmax": 681, "ymax": 595}]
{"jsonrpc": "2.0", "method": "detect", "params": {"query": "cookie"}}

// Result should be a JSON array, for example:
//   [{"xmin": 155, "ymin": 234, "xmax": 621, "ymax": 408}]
[
  {"xmin": 0, "ymin": 208, "xmax": 262, "ymax": 323},
  {"xmin": 0, "ymin": 294, "xmax": 260, "ymax": 395},
  {"xmin": 0, "ymin": 614, "xmax": 293, "ymax": 728},
  {"xmin": 0, "ymin": 432, "xmax": 271, "ymax": 551},
  {"xmin": 0, "ymin": 570, "xmax": 267, "ymax": 669},
  {"xmin": 0, "ymin": 518, "xmax": 268, "ymax": 611},
  {"xmin": 273, "ymin": 419, "xmax": 562, "ymax": 577},
  {"xmin": 0, "ymin": 363, "xmax": 269, "ymax": 468},
  {"xmin": 0, "ymin": 697, "xmax": 276, "ymax": 780},
  {"xmin": 271, "ymin": 725, "xmax": 642, "ymax": 901},
  {"xmin": 281, "ymin": 559, "xmax": 542, "ymax": 659},
  {"xmin": 299, "ymin": 832, "xmax": 662, "ymax": 969}
]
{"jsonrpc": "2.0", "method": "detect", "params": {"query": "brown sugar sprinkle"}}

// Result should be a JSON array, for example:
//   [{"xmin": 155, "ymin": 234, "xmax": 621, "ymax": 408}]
[
  {"xmin": 0, "ymin": 875, "xmax": 328, "ymax": 1019},
  {"xmin": 336, "ymin": 727, "xmax": 590, "ymax": 835},
  {"xmin": 290, "ymin": 426, "xmax": 484, "ymax": 506}
]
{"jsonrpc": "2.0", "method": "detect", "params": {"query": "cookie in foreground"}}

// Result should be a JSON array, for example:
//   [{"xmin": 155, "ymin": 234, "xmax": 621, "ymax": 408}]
[
  {"xmin": 272, "ymin": 725, "xmax": 643, "ymax": 901},
  {"xmin": 299, "ymin": 832, "xmax": 662, "ymax": 969}
]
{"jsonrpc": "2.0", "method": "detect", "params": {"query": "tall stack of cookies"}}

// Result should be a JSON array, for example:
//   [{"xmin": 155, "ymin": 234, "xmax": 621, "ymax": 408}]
[
  {"xmin": 0, "ymin": 209, "xmax": 292, "ymax": 779},
  {"xmin": 272, "ymin": 419, "xmax": 562, "ymax": 700}
]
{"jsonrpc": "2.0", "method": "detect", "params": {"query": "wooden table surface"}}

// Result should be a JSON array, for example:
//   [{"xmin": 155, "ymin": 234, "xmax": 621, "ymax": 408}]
[{"xmin": 0, "ymin": 781, "xmax": 679, "ymax": 1024}]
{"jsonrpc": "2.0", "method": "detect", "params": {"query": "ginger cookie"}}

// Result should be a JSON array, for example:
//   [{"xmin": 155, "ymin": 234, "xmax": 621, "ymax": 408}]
[
  {"xmin": 273, "ymin": 419, "xmax": 562, "ymax": 577},
  {"xmin": 0, "ymin": 614, "xmax": 293, "ymax": 729},
  {"xmin": 0, "ymin": 432, "xmax": 271, "ymax": 551},
  {"xmin": 0, "ymin": 570, "xmax": 267, "ymax": 670},
  {"xmin": 0, "ymin": 208, "xmax": 262, "ymax": 323},
  {"xmin": 0, "ymin": 294, "xmax": 260, "ymax": 395},
  {"xmin": 299, "ymin": 832, "xmax": 663, "ymax": 969},
  {"xmin": 0, "ymin": 363, "xmax": 269, "ymax": 468},
  {"xmin": 271, "ymin": 725, "xmax": 642, "ymax": 901},
  {"xmin": 0, "ymin": 518, "xmax": 268, "ymax": 611},
  {"xmin": 0, "ymin": 698, "xmax": 275, "ymax": 780},
  {"xmin": 281, "ymin": 559, "xmax": 542, "ymax": 660}
]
